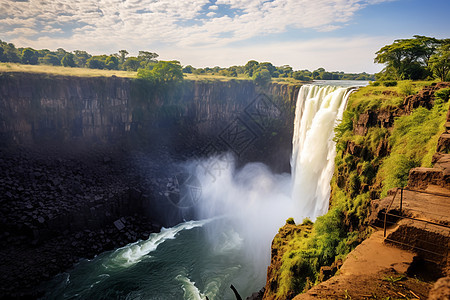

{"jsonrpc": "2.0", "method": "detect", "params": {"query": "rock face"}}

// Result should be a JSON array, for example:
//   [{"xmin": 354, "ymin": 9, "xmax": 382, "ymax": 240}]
[{"xmin": 0, "ymin": 73, "xmax": 300, "ymax": 298}]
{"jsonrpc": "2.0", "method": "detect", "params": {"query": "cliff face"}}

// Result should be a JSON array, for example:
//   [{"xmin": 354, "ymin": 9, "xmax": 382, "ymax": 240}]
[
  {"xmin": 263, "ymin": 82, "xmax": 450, "ymax": 300},
  {"xmin": 0, "ymin": 73, "xmax": 300, "ymax": 298},
  {"xmin": 0, "ymin": 73, "xmax": 298, "ymax": 170}
]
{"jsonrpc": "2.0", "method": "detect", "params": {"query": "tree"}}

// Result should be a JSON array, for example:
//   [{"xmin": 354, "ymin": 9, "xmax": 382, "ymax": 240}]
[
  {"xmin": 105, "ymin": 55, "xmax": 119, "ymax": 70},
  {"xmin": 252, "ymin": 68, "xmax": 271, "ymax": 86},
  {"xmin": 21, "ymin": 48, "xmax": 38, "ymax": 65},
  {"xmin": 118, "ymin": 49, "xmax": 128, "ymax": 64},
  {"xmin": 61, "ymin": 53, "xmax": 76, "ymax": 67},
  {"xmin": 55, "ymin": 48, "xmax": 68, "ymax": 60},
  {"xmin": 374, "ymin": 36, "xmax": 445, "ymax": 80},
  {"xmin": 39, "ymin": 54, "xmax": 60, "ymax": 66},
  {"xmin": 122, "ymin": 57, "xmax": 141, "ymax": 71},
  {"xmin": 182, "ymin": 65, "xmax": 194, "ymax": 73},
  {"xmin": 429, "ymin": 44, "xmax": 450, "ymax": 81},
  {"xmin": 244, "ymin": 60, "xmax": 259, "ymax": 77},
  {"xmin": 138, "ymin": 51, "xmax": 158, "ymax": 63},
  {"xmin": 87, "ymin": 57, "xmax": 106, "ymax": 69},
  {"xmin": 137, "ymin": 60, "xmax": 184, "ymax": 84},
  {"xmin": 73, "ymin": 50, "xmax": 91, "ymax": 68},
  {"xmin": 151, "ymin": 60, "xmax": 183, "ymax": 83}
]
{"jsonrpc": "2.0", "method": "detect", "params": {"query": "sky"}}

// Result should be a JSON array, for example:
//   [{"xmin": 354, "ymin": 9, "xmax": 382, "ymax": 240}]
[{"xmin": 1, "ymin": 0, "xmax": 449, "ymax": 73}]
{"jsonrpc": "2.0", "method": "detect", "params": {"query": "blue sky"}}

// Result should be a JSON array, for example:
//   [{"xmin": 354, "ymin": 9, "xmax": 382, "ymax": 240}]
[{"xmin": 1, "ymin": 0, "xmax": 449, "ymax": 73}]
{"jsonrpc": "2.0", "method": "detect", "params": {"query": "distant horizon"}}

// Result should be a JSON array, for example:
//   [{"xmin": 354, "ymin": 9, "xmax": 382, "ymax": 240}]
[{"xmin": 2, "ymin": 0, "xmax": 449, "ymax": 73}]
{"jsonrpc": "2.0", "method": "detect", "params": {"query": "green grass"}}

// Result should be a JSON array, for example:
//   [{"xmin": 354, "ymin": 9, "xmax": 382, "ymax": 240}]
[
  {"xmin": 0, "ymin": 62, "xmax": 137, "ymax": 78},
  {"xmin": 270, "ymin": 80, "xmax": 448, "ymax": 299},
  {"xmin": 377, "ymin": 102, "xmax": 448, "ymax": 196},
  {"xmin": 348, "ymin": 80, "xmax": 438, "ymax": 115}
]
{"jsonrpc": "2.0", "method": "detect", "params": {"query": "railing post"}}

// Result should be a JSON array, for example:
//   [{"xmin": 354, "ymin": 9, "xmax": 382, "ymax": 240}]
[
  {"xmin": 400, "ymin": 188, "xmax": 403, "ymax": 214},
  {"xmin": 384, "ymin": 210, "xmax": 387, "ymax": 237}
]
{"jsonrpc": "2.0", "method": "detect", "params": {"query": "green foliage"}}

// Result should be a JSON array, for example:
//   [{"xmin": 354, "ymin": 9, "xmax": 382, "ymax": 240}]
[
  {"xmin": 378, "ymin": 103, "xmax": 448, "ymax": 196},
  {"xmin": 435, "ymin": 87, "xmax": 450, "ymax": 102},
  {"xmin": 429, "ymin": 43, "xmax": 450, "ymax": 82},
  {"xmin": 182, "ymin": 65, "xmax": 194, "ymax": 73},
  {"xmin": 61, "ymin": 53, "xmax": 76, "ymax": 67},
  {"xmin": 271, "ymin": 82, "xmax": 448, "ymax": 298},
  {"xmin": 375, "ymin": 36, "xmax": 448, "ymax": 81},
  {"xmin": 87, "ymin": 56, "xmax": 106, "ymax": 69},
  {"xmin": 39, "ymin": 54, "xmax": 60, "ymax": 66},
  {"xmin": 398, "ymin": 81, "xmax": 414, "ymax": 96},
  {"xmin": 382, "ymin": 80, "xmax": 397, "ymax": 87},
  {"xmin": 252, "ymin": 68, "xmax": 271, "ymax": 86},
  {"xmin": 286, "ymin": 217, "xmax": 296, "ymax": 225},
  {"xmin": 137, "ymin": 61, "xmax": 183, "ymax": 84}
]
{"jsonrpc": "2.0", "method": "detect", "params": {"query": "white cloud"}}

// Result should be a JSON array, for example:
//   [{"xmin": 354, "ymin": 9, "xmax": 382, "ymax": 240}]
[{"xmin": 1, "ymin": 0, "xmax": 394, "ymax": 71}]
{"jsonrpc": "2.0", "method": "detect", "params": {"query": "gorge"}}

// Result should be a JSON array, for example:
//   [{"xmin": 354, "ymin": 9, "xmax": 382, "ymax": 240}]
[{"xmin": 1, "ymin": 72, "xmax": 448, "ymax": 299}]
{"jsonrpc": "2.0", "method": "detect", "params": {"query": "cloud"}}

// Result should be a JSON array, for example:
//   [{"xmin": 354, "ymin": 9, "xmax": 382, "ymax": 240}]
[
  {"xmin": 1, "ymin": 0, "xmax": 394, "ymax": 71},
  {"xmin": 2, "ymin": 0, "xmax": 391, "ymax": 44},
  {"xmin": 161, "ymin": 36, "xmax": 392, "ymax": 73}
]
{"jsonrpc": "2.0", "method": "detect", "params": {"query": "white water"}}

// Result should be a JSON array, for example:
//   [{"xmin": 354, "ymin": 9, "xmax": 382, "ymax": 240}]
[
  {"xmin": 43, "ymin": 83, "xmax": 361, "ymax": 299},
  {"xmin": 291, "ymin": 85, "xmax": 354, "ymax": 220}
]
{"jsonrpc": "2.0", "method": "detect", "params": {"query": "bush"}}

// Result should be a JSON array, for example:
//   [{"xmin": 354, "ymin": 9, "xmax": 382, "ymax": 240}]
[
  {"xmin": 286, "ymin": 217, "xmax": 295, "ymax": 225},
  {"xmin": 252, "ymin": 68, "xmax": 271, "ymax": 86},
  {"xmin": 382, "ymin": 80, "xmax": 397, "ymax": 87},
  {"xmin": 398, "ymin": 81, "xmax": 414, "ymax": 96},
  {"xmin": 435, "ymin": 88, "xmax": 450, "ymax": 102},
  {"xmin": 370, "ymin": 81, "xmax": 380, "ymax": 86}
]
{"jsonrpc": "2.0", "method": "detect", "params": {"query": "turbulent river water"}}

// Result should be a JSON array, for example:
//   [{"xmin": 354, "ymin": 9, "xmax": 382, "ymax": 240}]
[{"xmin": 42, "ymin": 81, "xmax": 367, "ymax": 300}]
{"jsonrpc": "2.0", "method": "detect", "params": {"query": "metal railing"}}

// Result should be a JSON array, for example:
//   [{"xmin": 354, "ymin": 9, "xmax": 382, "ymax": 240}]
[{"xmin": 382, "ymin": 187, "xmax": 450, "ymax": 262}]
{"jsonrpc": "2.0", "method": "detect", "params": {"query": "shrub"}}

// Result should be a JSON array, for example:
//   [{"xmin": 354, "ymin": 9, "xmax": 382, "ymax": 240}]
[
  {"xmin": 435, "ymin": 88, "xmax": 450, "ymax": 102},
  {"xmin": 398, "ymin": 81, "xmax": 414, "ymax": 96},
  {"xmin": 383, "ymin": 80, "xmax": 397, "ymax": 87},
  {"xmin": 286, "ymin": 217, "xmax": 296, "ymax": 225}
]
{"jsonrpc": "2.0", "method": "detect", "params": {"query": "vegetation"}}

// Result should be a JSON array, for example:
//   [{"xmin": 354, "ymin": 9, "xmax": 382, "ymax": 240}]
[
  {"xmin": 0, "ymin": 38, "xmax": 375, "ymax": 85},
  {"xmin": 375, "ymin": 36, "xmax": 450, "ymax": 81},
  {"xmin": 272, "ymin": 80, "xmax": 448, "ymax": 299},
  {"xmin": 137, "ymin": 60, "xmax": 184, "ymax": 84},
  {"xmin": 378, "ymin": 102, "xmax": 448, "ymax": 196}
]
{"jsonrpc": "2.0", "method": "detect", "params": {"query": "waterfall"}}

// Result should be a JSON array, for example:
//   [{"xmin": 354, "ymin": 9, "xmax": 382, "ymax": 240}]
[{"xmin": 291, "ymin": 85, "xmax": 354, "ymax": 221}]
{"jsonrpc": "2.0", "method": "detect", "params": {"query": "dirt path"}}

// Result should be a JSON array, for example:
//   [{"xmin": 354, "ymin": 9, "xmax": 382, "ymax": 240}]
[{"xmin": 294, "ymin": 231, "xmax": 433, "ymax": 299}]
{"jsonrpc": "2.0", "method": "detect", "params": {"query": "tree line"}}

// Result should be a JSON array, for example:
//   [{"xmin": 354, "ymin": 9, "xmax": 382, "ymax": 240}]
[
  {"xmin": 0, "ymin": 40, "xmax": 160, "ymax": 72},
  {"xmin": 375, "ymin": 35, "xmax": 450, "ymax": 82},
  {"xmin": 182, "ymin": 61, "xmax": 375, "ymax": 84},
  {"xmin": 0, "ymin": 39, "xmax": 376, "ymax": 86}
]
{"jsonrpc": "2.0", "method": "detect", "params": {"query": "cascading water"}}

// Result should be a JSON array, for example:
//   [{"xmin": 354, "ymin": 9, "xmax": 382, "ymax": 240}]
[
  {"xmin": 291, "ymin": 85, "xmax": 355, "ymax": 221},
  {"xmin": 41, "ymin": 82, "xmax": 363, "ymax": 300}
]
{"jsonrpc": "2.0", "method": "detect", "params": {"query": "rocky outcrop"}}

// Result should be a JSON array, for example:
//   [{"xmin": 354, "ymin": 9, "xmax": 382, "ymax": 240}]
[
  {"xmin": 263, "ymin": 222, "xmax": 313, "ymax": 300},
  {"xmin": 403, "ymin": 82, "xmax": 450, "ymax": 113}
]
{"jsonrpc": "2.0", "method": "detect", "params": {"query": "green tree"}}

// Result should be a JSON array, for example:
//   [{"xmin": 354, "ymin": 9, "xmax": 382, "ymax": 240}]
[
  {"xmin": 244, "ymin": 60, "xmax": 259, "ymax": 77},
  {"xmin": 429, "ymin": 44, "xmax": 450, "ymax": 81},
  {"xmin": 21, "ymin": 48, "xmax": 38, "ymax": 64},
  {"xmin": 137, "ymin": 60, "xmax": 184, "ymax": 84},
  {"xmin": 87, "ymin": 57, "xmax": 106, "ymax": 69},
  {"xmin": 182, "ymin": 65, "xmax": 194, "ymax": 73},
  {"xmin": 39, "ymin": 54, "xmax": 60, "ymax": 66},
  {"xmin": 61, "ymin": 53, "xmax": 76, "ymax": 67},
  {"xmin": 55, "ymin": 48, "xmax": 68, "ymax": 61},
  {"xmin": 122, "ymin": 57, "xmax": 141, "ymax": 71},
  {"xmin": 105, "ymin": 55, "xmax": 119, "ymax": 70},
  {"xmin": 0, "ymin": 41, "xmax": 20, "ymax": 63},
  {"xmin": 374, "ymin": 36, "xmax": 444, "ymax": 80},
  {"xmin": 118, "ymin": 49, "xmax": 128, "ymax": 64},
  {"xmin": 252, "ymin": 68, "xmax": 271, "ymax": 86},
  {"xmin": 73, "ymin": 50, "xmax": 91, "ymax": 68},
  {"xmin": 138, "ymin": 51, "xmax": 158, "ymax": 63},
  {"xmin": 151, "ymin": 60, "xmax": 184, "ymax": 83}
]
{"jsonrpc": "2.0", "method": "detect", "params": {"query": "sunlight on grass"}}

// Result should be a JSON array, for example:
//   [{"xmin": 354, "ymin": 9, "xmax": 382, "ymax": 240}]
[{"xmin": 0, "ymin": 63, "xmax": 137, "ymax": 78}]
